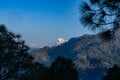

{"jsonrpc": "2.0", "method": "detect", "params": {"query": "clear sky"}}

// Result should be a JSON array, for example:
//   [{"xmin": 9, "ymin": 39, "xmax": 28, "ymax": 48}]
[{"xmin": 0, "ymin": 0, "xmax": 93, "ymax": 48}]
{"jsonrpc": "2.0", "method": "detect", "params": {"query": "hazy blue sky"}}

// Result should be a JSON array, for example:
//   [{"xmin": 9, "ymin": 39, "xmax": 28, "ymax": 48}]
[{"xmin": 0, "ymin": 0, "xmax": 93, "ymax": 47}]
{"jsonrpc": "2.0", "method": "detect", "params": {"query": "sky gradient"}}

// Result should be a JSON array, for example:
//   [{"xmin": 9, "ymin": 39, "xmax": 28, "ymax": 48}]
[{"xmin": 0, "ymin": 0, "xmax": 93, "ymax": 47}]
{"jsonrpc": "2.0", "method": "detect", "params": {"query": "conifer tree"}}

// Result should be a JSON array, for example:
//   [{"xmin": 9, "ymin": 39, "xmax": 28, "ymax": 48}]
[
  {"xmin": 79, "ymin": 0, "xmax": 120, "ymax": 41},
  {"xmin": 0, "ymin": 25, "xmax": 33, "ymax": 80}
]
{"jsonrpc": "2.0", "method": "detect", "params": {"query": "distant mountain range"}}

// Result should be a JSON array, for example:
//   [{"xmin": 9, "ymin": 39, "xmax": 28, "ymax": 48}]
[{"xmin": 31, "ymin": 34, "xmax": 120, "ymax": 80}]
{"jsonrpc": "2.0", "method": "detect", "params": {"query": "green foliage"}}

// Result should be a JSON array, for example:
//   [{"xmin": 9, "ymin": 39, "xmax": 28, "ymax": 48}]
[
  {"xmin": 79, "ymin": 0, "xmax": 120, "ymax": 41},
  {"xmin": 49, "ymin": 56, "xmax": 78, "ymax": 80},
  {"xmin": 0, "ymin": 25, "xmax": 33, "ymax": 80},
  {"xmin": 103, "ymin": 64, "xmax": 120, "ymax": 80}
]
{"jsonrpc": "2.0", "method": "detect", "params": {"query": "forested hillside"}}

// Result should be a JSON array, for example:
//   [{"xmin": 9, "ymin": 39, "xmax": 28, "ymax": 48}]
[{"xmin": 32, "ymin": 34, "xmax": 120, "ymax": 80}]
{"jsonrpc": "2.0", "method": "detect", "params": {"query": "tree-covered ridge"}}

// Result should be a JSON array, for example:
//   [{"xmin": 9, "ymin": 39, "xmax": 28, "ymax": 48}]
[
  {"xmin": 33, "ymin": 34, "xmax": 120, "ymax": 68},
  {"xmin": 0, "ymin": 25, "xmax": 78, "ymax": 80},
  {"xmin": 74, "ymin": 34, "xmax": 120, "ymax": 69},
  {"xmin": 32, "ymin": 46, "xmax": 50, "ymax": 63},
  {"xmin": 32, "ymin": 33, "xmax": 120, "ymax": 80}
]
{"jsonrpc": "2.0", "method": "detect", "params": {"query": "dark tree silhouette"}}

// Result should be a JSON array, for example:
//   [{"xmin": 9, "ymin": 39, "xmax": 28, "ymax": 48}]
[
  {"xmin": 103, "ymin": 64, "xmax": 120, "ymax": 80},
  {"xmin": 0, "ymin": 25, "xmax": 33, "ymax": 80},
  {"xmin": 23, "ymin": 62, "xmax": 49, "ymax": 80},
  {"xmin": 79, "ymin": 0, "xmax": 120, "ymax": 41},
  {"xmin": 49, "ymin": 56, "xmax": 78, "ymax": 80}
]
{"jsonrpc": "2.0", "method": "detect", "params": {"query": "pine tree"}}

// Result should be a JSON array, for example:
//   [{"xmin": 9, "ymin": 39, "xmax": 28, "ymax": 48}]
[
  {"xmin": 103, "ymin": 64, "xmax": 120, "ymax": 80},
  {"xmin": 79, "ymin": 0, "xmax": 120, "ymax": 41},
  {"xmin": 23, "ymin": 62, "xmax": 49, "ymax": 80},
  {"xmin": 0, "ymin": 25, "xmax": 33, "ymax": 80},
  {"xmin": 49, "ymin": 56, "xmax": 78, "ymax": 80}
]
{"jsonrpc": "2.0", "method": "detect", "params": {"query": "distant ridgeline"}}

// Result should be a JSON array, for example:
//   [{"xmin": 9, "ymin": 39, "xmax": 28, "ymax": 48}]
[{"xmin": 32, "ymin": 33, "xmax": 120, "ymax": 80}]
